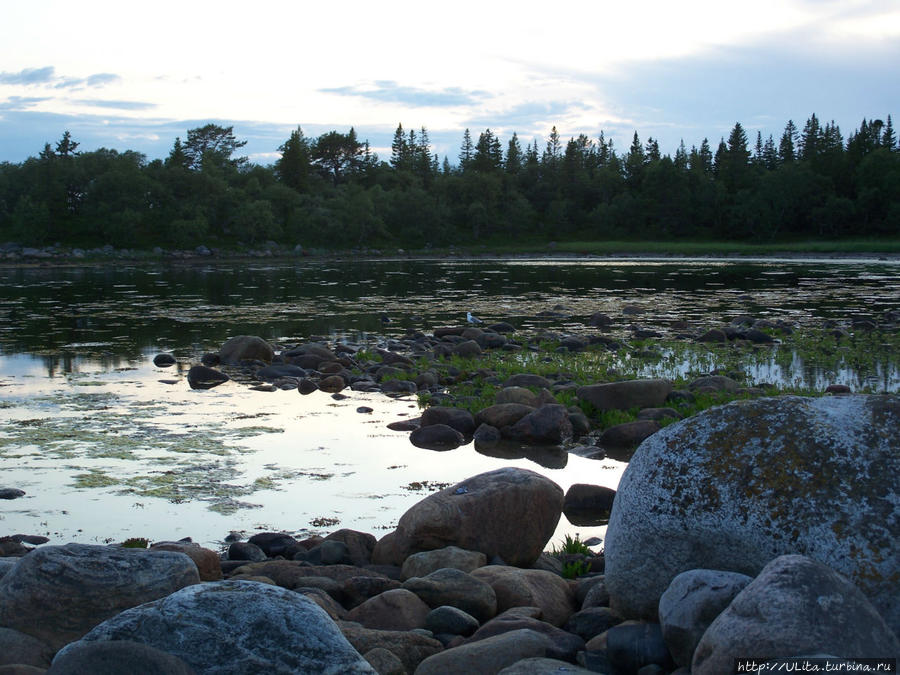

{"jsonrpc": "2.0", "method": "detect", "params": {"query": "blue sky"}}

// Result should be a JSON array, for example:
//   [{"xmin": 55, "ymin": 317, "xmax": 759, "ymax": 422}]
[{"xmin": 1, "ymin": 0, "xmax": 898, "ymax": 165}]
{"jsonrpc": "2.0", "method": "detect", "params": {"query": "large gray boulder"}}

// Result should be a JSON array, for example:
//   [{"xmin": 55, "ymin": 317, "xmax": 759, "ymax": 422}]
[
  {"xmin": 0, "ymin": 543, "xmax": 199, "ymax": 650},
  {"xmin": 692, "ymin": 555, "xmax": 900, "ymax": 674},
  {"xmin": 59, "ymin": 581, "xmax": 375, "ymax": 674},
  {"xmin": 576, "ymin": 378, "xmax": 673, "ymax": 411},
  {"xmin": 373, "ymin": 468, "xmax": 563, "ymax": 568},
  {"xmin": 414, "ymin": 628, "xmax": 550, "ymax": 675},
  {"xmin": 604, "ymin": 395, "xmax": 900, "ymax": 635}
]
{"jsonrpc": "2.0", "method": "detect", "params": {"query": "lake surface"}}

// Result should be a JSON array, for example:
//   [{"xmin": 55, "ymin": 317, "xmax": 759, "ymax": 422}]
[{"xmin": 1, "ymin": 256, "xmax": 898, "ymax": 550}]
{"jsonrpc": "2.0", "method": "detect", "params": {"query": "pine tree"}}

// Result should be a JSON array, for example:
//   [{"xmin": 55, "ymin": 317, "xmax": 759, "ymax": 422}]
[
  {"xmin": 674, "ymin": 140, "xmax": 688, "ymax": 170},
  {"xmin": 390, "ymin": 123, "xmax": 408, "ymax": 170},
  {"xmin": 799, "ymin": 113, "xmax": 822, "ymax": 162},
  {"xmin": 624, "ymin": 131, "xmax": 646, "ymax": 185},
  {"xmin": 779, "ymin": 120, "xmax": 798, "ymax": 163},
  {"xmin": 762, "ymin": 135, "xmax": 778, "ymax": 170},
  {"xmin": 55, "ymin": 131, "xmax": 80, "ymax": 158},
  {"xmin": 542, "ymin": 126, "xmax": 562, "ymax": 166},
  {"xmin": 505, "ymin": 132, "xmax": 523, "ymax": 174},
  {"xmin": 644, "ymin": 137, "xmax": 660, "ymax": 162},
  {"xmin": 458, "ymin": 129, "xmax": 474, "ymax": 170},
  {"xmin": 882, "ymin": 115, "xmax": 896, "ymax": 150}
]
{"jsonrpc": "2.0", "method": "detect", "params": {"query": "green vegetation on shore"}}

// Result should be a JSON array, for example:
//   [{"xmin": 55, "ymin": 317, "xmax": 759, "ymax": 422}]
[{"xmin": 0, "ymin": 113, "xmax": 897, "ymax": 252}]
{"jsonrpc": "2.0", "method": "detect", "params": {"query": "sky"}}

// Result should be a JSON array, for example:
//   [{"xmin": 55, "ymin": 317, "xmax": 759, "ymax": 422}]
[{"xmin": 1, "ymin": 0, "xmax": 898, "ymax": 166}]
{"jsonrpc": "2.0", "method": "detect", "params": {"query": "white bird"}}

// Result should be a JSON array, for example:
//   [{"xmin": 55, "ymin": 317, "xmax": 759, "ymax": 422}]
[{"xmin": 467, "ymin": 311, "xmax": 483, "ymax": 324}]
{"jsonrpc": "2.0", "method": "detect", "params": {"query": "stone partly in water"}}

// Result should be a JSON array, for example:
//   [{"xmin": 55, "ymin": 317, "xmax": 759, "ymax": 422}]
[
  {"xmin": 692, "ymin": 555, "xmax": 900, "ymax": 674},
  {"xmin": 604, "ymin": 395, "xmax": 900, "ymax": 636},
  {"xmin": 372, "ymin": 467, "xmax": 564, "ymax": 568},
  {"xmin": 186, "ymin": 365, "xmax": 229, "ymax": 390},
  {"xmin": 0, "ymin": 543, "xmax": 200, "ymax": 650},
  {"xmin": 563, "ymin": 483, "xmax": 617, "ymax": 526},
  {"xmin": 409, "ymin": 424, "xmax": 466, "ymax": 450},
  {"xmin": 218, "ymin": 335, "xmax": 274, "ymax": 365},
  {"xmin": 576, "ymin": 379, "xmax": 673, "ymax": 412},
  {"xmin": 48, "ymin": 640, "xmax": 197, "ymax": 675},
  {"xmin": 60, "ymin": 580, "xmax": 376, "ymax": 674}
]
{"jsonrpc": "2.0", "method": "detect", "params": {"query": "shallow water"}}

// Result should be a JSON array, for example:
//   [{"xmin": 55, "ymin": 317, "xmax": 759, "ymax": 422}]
[{"xmin": 1, "ymin": 256, "xmax": 898, "ymax": 550}]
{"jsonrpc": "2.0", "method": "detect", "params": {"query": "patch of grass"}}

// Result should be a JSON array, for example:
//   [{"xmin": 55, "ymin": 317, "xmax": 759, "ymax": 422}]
[
  {"xmin": 121, "ymin": 537, "xmax": 149, "ymax": 548},
  {"xmin": 561, "ymin": 559, "xmax": 591, "ymax": 579},
  {"xmin": 550, "ymin": 533, "xmax": 592, "ymax": 556}
]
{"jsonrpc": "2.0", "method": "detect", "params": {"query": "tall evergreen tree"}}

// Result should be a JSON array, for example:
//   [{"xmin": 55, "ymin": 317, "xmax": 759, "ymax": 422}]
[
  {"xmin": 542, "ymin": 126, "xmax": 562, "ymax": 166},
  {"xmin": 882, "ymin": 115, "xmax": 896, "ymax": 150},
  {"xmin": 779, "ymin": 120, "xmax": 798, "ymax": 163},
  {"xmin": 390, "ymin": 123, "xmax": 408, "ymax": 170},
  {"xmin": 624, "ymin": 132, "xmax": 646, "ymax": 185},
  {"xmin": 275, "ymin": 127, "xmax": 311, "ymax": 192},
  {"xmin": 458, "ymin": 129, "xmax": 474, "ymax": 170},
  {"xmin": 505, "ymin": 132, "xmax": 523, "ymax": 174},
  {"xmin": 799, "ymin": 113, "xmax": 822, "ymax": 162}
]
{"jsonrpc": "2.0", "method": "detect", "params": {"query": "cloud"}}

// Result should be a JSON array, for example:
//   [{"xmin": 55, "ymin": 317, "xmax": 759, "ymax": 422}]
[
  {"xmin": 74, "ymin": 99, "xmax": 157, "ymax": 111},
  {"xmin": 320, "ymin": 81, "xmax": 488, "ymax": 107},
  {"xmin": 0, "ymin": 96, "xmax": 50, "ymax": 111},
  {"xmin": 0, "ymin": 66, "xmax": 56, "ymax": 85}
]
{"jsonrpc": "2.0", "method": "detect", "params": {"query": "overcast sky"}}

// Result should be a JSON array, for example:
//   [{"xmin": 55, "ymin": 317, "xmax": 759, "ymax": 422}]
[{"xmin": 1, "ymin": 0, "xmax": 898, "ymax": 165}]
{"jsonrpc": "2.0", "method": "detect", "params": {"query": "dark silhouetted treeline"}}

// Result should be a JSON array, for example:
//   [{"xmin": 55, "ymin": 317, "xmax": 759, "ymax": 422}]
[{"xmin": 0, "ymin": 115, "xmax": 897, "ymax": 249}]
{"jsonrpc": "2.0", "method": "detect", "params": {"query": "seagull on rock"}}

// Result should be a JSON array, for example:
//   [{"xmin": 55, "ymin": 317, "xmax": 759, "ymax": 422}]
[{"xmin": 467, "ymin": 311, "xmax": 483, "ymax": 324}]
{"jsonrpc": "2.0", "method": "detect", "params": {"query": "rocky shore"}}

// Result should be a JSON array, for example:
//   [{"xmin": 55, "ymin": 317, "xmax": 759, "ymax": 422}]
[
  {"xmin": 2, "ymin": 315, "xmax": 898, "ymax": 673},
  {"xmin": 2, "ymin": 390, "xmax": 898, "ymax": 673}
]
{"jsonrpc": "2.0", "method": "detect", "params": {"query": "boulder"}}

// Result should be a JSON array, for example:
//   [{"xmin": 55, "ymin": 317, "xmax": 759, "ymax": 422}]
[
  {"xmin": 563, "ymin": 483, "xmax": 616, "ymax": 526},
  {"xmin": 0, "ymin": 489, "xmax": 25, "ymax": 500},
  {"xmin": 424, "ymin": 606, "xmax": 480, "ymax": 637},
  {"xmin": 470, "ymin": 567, "xmax": 576, "ymax": 627},
  {"xmin": 149, "ymin": 541, "xmax": 222, "ymax": 581},
  {"xmin": 346, "ymin": 589, "xmax": 431, "ymax": 631},
  {"xmin": 504, "ymin": 404, "xmax": 573, "ymax": 445},
  {"xmin": 362, "ymin": 647, "xmax": 406, "ymax": 675},
  {"xmin": 401, "ymin": 546, "xmax": 487, "ymax": 580},
  {"xmin": 688, "ymin": 375, "xmax": 738, "ymax": 392},
  {"xmin": 658, "ymin": 569, "xmax": 752, "ymax": 667},
  {"xmin": 563, "ymin": 606, "xmax": 624, "ymax": 641},
  {"xmin": 414, "ymin": 629, "xmax": 550, "ymax": 675},
  {"xmin": 48, "ymin": 640, "xmax": 197, "ymax": 675},
  {"xmin": 420, "ymin": 406, "xmax": 476, "ymax": 436},
  {"xmin": 218, "ymin": 335, "xmax": 274, "ymax": 364},
  {"xmin": 604, "ymin": 395, "xmax": 900, "ymax": 636},
  {"xmin": 495, "ymin": 387, "xmax": 540, "ymax": 407},
  {"xmin": 692, "ymin": 555, "xmax": 900, "ymax": 674},
  {"xmin": 401, "ymin": 568, "xmax": 497, "ymax": 623},
  {"xmin": 498, "ymin": 657, "xmax": 596, "ymax": 674},
  {"xmin": 61, "ymin": 581, "xmax": 375, "ymax": 674},
  {"xmin": 325, "ymin": 529, "xmax": 377, "ymax": 567},
  {"xmin": 152, "ymin": 353, "xmax": 176, "ymax": 367},
  {"xmin": 598, "ymin": 420, "xmax": 659, "ymax": 451},
  {"xmin": 372, "ymin": 468, "xmax": 563, "ymax": 568},
  {"xmin": 0, "ymin": 627, "xmax": 54, "ymax": 669},
  {"xmin": 452, "ymin": 340, "xmax": 483, "ymax": 357},
  {"xmin": 606, "ymin": 623, "xmax": 674, "ymax": 674},
  {"xmin": 474, "ymin": 404, "xmax": 535, "ymax": 430},
  {"xmin": 0, "ymin": 544, "xmax": 199, "ymax": 650},
  {"xmin": 409, "ymin": 424, "xmax": 465, "ymax": 450},
  {"xmin": 339, "ymin": 622, "xmax": 443, "ymax": 673},
  {"xmin": 576, "ymin": 379, "xmax": 673, "ymax": 411},
  {"xmin": 503, "ymin": 374, "xmax": 553, "ymax": 389},
  {"xmin": 186, "ymin": 365, "xmax": 229, "ymax": 390},
  {"xmin": 341, "ymin": 576, "xmax": 403, "ymax": 610},
  {"xmin": 467, "ymin": 611, "xmax": 585, "ymax": 661}
]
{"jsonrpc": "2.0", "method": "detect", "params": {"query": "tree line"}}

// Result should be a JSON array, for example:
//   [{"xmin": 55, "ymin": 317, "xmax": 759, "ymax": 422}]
[{"xmin": 0, "ymin": 114, "xmax": 897, "ymax": 250}]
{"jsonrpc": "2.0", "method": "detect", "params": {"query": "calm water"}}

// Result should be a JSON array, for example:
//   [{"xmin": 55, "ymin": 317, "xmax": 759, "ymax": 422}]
[{"xmin": 1, "ymin": 256, "xmax": 898, "ymax": 549}]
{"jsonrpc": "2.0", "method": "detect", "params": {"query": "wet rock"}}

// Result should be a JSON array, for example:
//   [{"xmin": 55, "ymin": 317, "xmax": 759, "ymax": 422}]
[
  {"xmin": 470, "ymin": 567, "xmax": 576, "ymax": 627},
  {"xmin": 452, "ymin": 340, "xmax": 483, "ymax": 357},
  {"xmin": 48, "ymin": 640, "xmax": 197, "ymax": 675},
  {"xmin": 563, "ymin": 484, "xmax": 616, "ymax": 526},
  {"xmin": 495, "ymin": 386, "xmax": 540, "ymax": 407},
  {"xmin": 498, "ymin": 657, "xmax": 596, "ymax": 674},
  {"xmin": 472, "ymin": 423, "xmax": 502, "ymax": 447},
  {"xmin": 372, "ymin": 468, "xmax": 563, "ymax": 568},
  {"xmin": 410, "ymin": 424, "xmax": 465, "ymax": 450},
  {"xmin": 381, "ymin": 379, "xmax": 417, "ymax": 394},
  {"xmin": 152, "ymin": 353, "xmax": 176, "ymax": 367},
  {"xmin": 254, "ymin": 364, "xmax": 306, "ymax": 380},
  {"xmin": 62, "ymin": 581, "xmax": 375, "ymax": 674},
  {"xmin": 488, "ymin": 321, "xmax": 516, "ymax": 333},
  {"xmin": 341, "ymin": 576, "xmax": 403, "ymax": 610},
  {"xmin": 636, "ymin": 407, "xmax": 682, "ymax": 422},
  {"xmin": 826, "ymin": 383, "xmax": 852, "ymax": 394},
  {"xmin": 658, "ymin": 568, "xmax": 752, "ymax": 667},
  {"xmin": 420, "ymin": 406, "xmax": 476, "ymax": 436},
  {"xmin": 248, "ymin": 532, "xmax": 301, "ymax": 558},
  {"xmin": 505, "ymin": 404, "xmax": 573, "ymax": 445},
  {"xmin": 226, "ymin": 541, "xmax": 266, "ymax": 562},
  {"xmin": 362, "ymin": 647, "xmax": 405, "ymax": 675},
  {"xmin": 297, "ymin": 378, "xmax": 319, "ymax": 394},
  {"xmin": 693, "ymin": 555, "xmax": 900, "ymax": 674},
  {"xmin": 604, "ymin": 395, "xmax": 900, "ymax": 635},
  {"xmin": 218, "ymin": 335, "xmax": 274, "ymax": 365},
  {"xmin": 402, "ymin": 568, "xmax": 498, "ymax": 623},
  {"xmin": 387, "ymin": 418, "xmax": 420, "ymax": 432},
  {"xmin": 186, "ymin": 365, "xmax": 229, "ymax": 390},
  {"xmin": 696, "ymin": 328, "xmax": 728, "ymax": 343},
  {"xmin": 0, "ymin": 489, "xmax": 25, "ymax": 500},
  {"xmin": 742, "ymin": 327, "xmax": 776, "ymax": 343},
  {"xmin": 576, "ymin": 379, "xmax": 673, "ymax": 411},
  {"xmin": 598, "ymin": 420, "xmax": 660, "ymax": 455},
  {"xmin": 0, "ymin": 543, "xmax": 199, "ymax": 650},
  {"xmin": 325, "ymin": 529, "xmax": 377, "ymax": 567},
  {"xmin": 318, "ymin": 374, "xmax": 346, "ymax": 393},
  {"xmin": 564, "ymin": 606, "xmax": 624, "ymax": 641}
]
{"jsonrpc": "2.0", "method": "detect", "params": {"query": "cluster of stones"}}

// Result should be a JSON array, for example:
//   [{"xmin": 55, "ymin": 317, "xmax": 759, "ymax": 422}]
[
  {"xmin": 163, "ymin": 330, "xmax": 785, "ymax": 462},
  {"xmin": 2, "ymin": 389, "xmax": 898, "ymax": 674}
]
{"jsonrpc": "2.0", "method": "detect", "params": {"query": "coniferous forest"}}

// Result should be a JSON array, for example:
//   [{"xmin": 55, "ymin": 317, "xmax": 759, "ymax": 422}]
[{"xmin": 0, "ymin": 114, "xmax": 898, "ymax": 251}]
